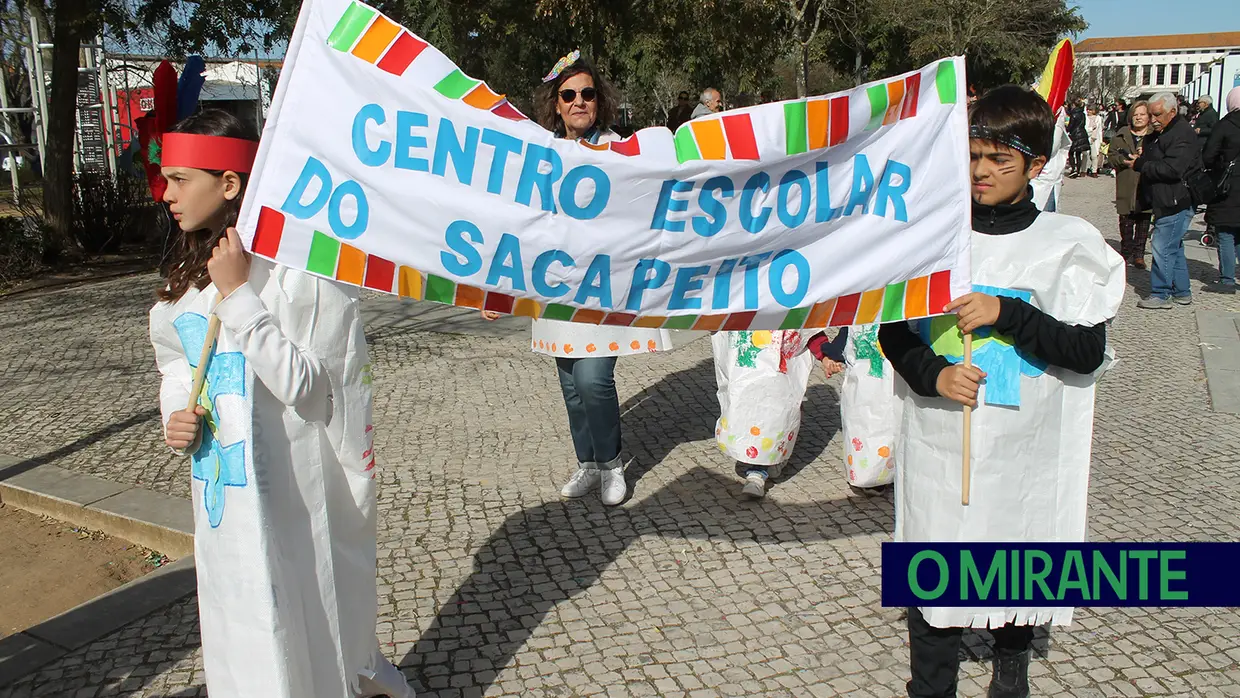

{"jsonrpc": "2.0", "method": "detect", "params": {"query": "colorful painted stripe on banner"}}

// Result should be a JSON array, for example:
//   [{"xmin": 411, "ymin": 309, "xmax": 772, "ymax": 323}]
[
  {"xmin": 430, "ymin": 68, "xmax": 531, "ymax": 122},
  {"xmin": 327, "ymin": 3, "xmax": 428, "ymax": 76},
  {"xmin": 674, "ymin": 113, "xmax": 761, "ymax": 163},
  {"xmin": 784, "ymin": 96, "xmax": 850, "ymax": 155},
  {"xmin": 253, "ymin": 207, "xmax": 955, "ymax": 330}
]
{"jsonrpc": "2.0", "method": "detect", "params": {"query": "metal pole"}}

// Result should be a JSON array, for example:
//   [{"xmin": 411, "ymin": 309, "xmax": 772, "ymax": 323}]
[
  {"xmin": 27, "ymin": 15, "xmax": 49, "ymax": 164},
  {"xmin": 96, "ymin": 36, "xmax": 117, "ymax": 177},
  {"xmin": 0, "ymin": 77, "xmax": 22, "ymax": 203}
]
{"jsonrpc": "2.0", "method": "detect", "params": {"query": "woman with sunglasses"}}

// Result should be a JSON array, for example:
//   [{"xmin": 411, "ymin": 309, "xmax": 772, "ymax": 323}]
[{"xmin": 488, "ymin": 51, "xmax": 673, "ymax": 506}]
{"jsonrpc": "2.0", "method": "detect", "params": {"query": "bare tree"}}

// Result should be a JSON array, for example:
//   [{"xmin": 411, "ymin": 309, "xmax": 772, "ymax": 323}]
[{"xmin": 1071, "ymin": 55, "xmax": 1131, "ymax": 107}]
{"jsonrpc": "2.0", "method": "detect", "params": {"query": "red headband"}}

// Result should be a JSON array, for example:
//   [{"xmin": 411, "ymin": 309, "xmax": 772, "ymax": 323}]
[{"xmin": 161, "ymin": 133, "xmax": 260, "ymax": 173}]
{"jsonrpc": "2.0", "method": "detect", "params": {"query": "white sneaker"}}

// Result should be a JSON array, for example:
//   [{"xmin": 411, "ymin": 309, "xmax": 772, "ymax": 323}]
[
  {"xmin": 600, "ymin": 468, "xmax": 627, "ymax": 505},
  {"xmin": 561, "ymin": 468, "xmax": 600, "ymax": 498},
  {"xmin": 742, "ymin": 473, "xmax": 767, "ymax": 499}
]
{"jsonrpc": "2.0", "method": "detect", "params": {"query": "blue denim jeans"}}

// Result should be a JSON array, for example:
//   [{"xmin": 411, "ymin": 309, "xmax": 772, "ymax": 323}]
[
  {"xmin": 1149, "ymin": 209, "xmax": 1193, "ymax": 299},
  {"xmin": 555, "ymin": 357, "xmax": 622, "ymax": 469},
  {"xmin": 1217, "ymin": 226, "xmax": 1240, "ymax": 285}
]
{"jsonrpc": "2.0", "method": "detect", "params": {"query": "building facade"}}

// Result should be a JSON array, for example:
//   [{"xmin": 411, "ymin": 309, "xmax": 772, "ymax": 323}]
[{"xmin": 1075, "ymin": 32, "xmax": 1240, "ymax": 101}]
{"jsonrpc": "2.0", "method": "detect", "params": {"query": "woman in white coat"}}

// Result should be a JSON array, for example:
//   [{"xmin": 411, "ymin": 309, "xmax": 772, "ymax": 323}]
[{"xmin": 486, "ymin": 52, "xmax": 672, "ymax": 506}]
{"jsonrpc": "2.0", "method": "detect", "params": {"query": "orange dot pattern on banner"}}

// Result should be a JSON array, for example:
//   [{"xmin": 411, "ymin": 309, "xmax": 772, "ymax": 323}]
[
  {"xmin": 551, "ymin": 343, "xmax": 557, "ymax": 352},
  {"xmin": 878, "ymin": 446, "xmax": 891, "ymax": 458},
  {"xmin": 587, "ymin": 343, "xmax": 596, "ymax": 353},
  {"xmin": 564, "ymin": 344, "xmax": 574, "ymax": 354},
  {"xmin": 648, "ymin": 340, "xmax": 657, "ymax": 351},
  {"xmin": 750, "ymin": 426, "xmax": 761, "ymax": 436},
  {"xmin": 609, "ymin": 342, "xmax": 619, "ymax": 351},
  {"xmin": 630, "ymin": 340, "xmax": 640, "ymax": 350}
]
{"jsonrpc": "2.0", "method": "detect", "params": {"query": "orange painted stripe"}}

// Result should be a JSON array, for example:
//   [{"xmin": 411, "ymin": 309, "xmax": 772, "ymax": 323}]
[
  {"xmin": 351, "ymin": 16, "xmax": 401, "ymax": 64},
  {"xmin": 462, "ymin": 83, "xmax": 504, "ymax": 110},
  {"xmin": 579, "ymin": 140, "xmax": 609, "ymax": 151},
  {"xmin": 904, "ymin": 275, "xmax": 930, "ymax": 318},
  {"xmin": 692, "ymin": 314, "xmax": 728, "ymax": 331},
  {"xmin": 805, "ymin": 299, "xmax": 837, "ymax": 327},
  {"xmin": 336, "ymin": 244, "xmax": 366, "ymax": 285},
  {"xmin": 855, "ymin": 288, "xmax": 885, "ymax": 324},
  {"xmin": 634, "ymin": 315, "xmax": 667, "ymax": 328},
  {"xmin": 573, "ymin": 309, "xmax": 606, "ymax": 324},
  {"xmin": 454, "ymin": 284, "xmax": 485, "ymax": 309},
  {"xmin": 884, "ymin": 80, "xmax": 905, "ymax": 126},
  {"xmin": 690, "ymin": 119, "xmax": 727, "ymax": 160},
  {"xmin": 397, "ymin": 266, "xmax": 422, "ymax": 298},
  {"xmin": 513, "ymin": 298, "xmax": 541, "ymax": 317},
  {"xmin": 807, "ymin": 99, "xmax": 830, "ymax": 150}
]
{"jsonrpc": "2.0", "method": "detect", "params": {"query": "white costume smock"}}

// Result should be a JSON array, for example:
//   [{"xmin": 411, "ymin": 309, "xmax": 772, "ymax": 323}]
[
  {"xmin": 1086, "ymin": 111, "xmax": 1104, "ymax": 170},
  {"xmin": 840, "ymin": 324, "xmax": 902, "ymax": 488},
  {"xmin": 150, "ymin": 258, "xmax": 409, "ymax": 698},
  {"xmin": 1031, "ymin": 110, "xmax": 1070, "ymax": 212},
  {"xmin": 712, "ymin": 330, "xmax": 812, "ymax": 465},
  {"xmin": 894, "ymin": 213, "xmax": 1124, "ymax": 629},
  {"xmin": 530, "ymin": 128, "xmax": 674, "ymax": 360}
]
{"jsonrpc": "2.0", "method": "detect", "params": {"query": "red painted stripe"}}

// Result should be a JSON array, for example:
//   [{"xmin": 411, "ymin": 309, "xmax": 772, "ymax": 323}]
[
  {"xmin": 928, "ymin": 270, "xmax": 953, "ymax": 314},
  {"xmin": 829, "ymin": 97, "xmax": 849, "ymax": 146},
  {"xmin": 829, "ymin": 293, "xmax": 861, "ymax": 326},
  {"xmin": 609, "ymin": 136, "xmax": 641, "ymax": 156},
  {"xmin": 721, "ymin": 114, "xmax": 759, "ymax": 159},
  {"xmin": 722, "ymin": 311, "xmax": 757, "ymax": 331},
  {"xmin": 484, "ymin": 292, "xmax": 515, "ymax": 314},
  {"xmin": 253, "ymin": 207, "xmax": 284, "ymax": 258},
  {"xmin": 363, "ymin": 255, "xmax": 396, "ymax": 292},
  {"xmin": 491, "ymin": 101, "xmax": 527, "ymax": 121},
  {"xmin": 601, "ymin": 312, "xmax": 636, "ymax": 326},
  {"xmin": 901, "ymin": 74, "xmax": 920, "ymax": 119},
  {"xmin": 376, "ymin": 32, "xmax": 427, "ymax": 75}
]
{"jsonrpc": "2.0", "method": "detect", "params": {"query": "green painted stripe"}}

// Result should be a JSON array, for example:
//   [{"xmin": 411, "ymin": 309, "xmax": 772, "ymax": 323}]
[
  {"xmin": 673, "ymin": 128, "xmax": 701, "ymax": 163},
  {"xmin": 780, "ymin": 307, "xmax": 811, "ymax": 330},
  {"xmin": 866, "ymin": 85, "xmax": 888, "ymax": 129},
  {"xmin": 663, "ymin": 315, "xmax": 698, "ymax": 330},
  {"xmin": 783, "ymin": 101, "xmax": 808, "ymax": 155},
  {"xmin": 434, "ymin": 69, "xmax": 480, "ymax": 100},
  {"xmin": 936, "ymin": 61, "xmax": 958, "ymax": 104},
  {"xmin": 327, "ymin": 3, "xmax": 376, "ymax": 52},
  {"xmin": 424, "ymin": 274, "xmax": 457, "ymax": 304},
  {"xmin": 305, "ymin": 230, "xmax": 341, "ymax": 277},
  {"xmin": 881, "ymin": 281, "xmax": 907, "ymax": 322},
  {"xmin": 542, "ymin": 303, "xmax": 576, "ymax": 321}
]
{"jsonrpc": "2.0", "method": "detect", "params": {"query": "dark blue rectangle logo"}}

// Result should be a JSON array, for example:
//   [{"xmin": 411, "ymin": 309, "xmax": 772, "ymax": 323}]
[{"xmin": 881, "ymin": 543, "xmax": 1237, "ymax": 607}]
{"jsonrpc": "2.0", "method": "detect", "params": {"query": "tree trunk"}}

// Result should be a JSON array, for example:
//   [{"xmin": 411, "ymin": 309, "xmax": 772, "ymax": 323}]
[
  {"xmin": 854, "ymin": 48, "xmax": 863, "ymax": 86},
  {"xmin": 796, "ymin": 42, "xmax": 809, "ymax": 98},
  {"xmin": 40, "ymin": 0, "xmax": 92, "ymax": 263}
]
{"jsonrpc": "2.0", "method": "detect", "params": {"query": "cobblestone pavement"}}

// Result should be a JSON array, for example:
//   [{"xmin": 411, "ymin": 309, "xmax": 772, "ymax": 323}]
[{"xmin": 2, "ymin": 176, "xmax": 1240, "ymax": 697}]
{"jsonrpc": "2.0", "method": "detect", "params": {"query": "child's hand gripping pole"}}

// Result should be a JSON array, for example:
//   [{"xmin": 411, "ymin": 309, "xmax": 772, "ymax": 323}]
[{"xmin": 961, "ymin": 333, "xmax": 972, "ymax": 506}]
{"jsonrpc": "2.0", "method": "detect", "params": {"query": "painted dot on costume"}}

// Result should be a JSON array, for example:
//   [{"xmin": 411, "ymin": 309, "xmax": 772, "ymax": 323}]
[
  {"xmin": 750, "ymin": 426, "xmax": 761, "ymax": 436},
  {"xmin": 586, "ymin": 343, "xmax": 597, "ymax": 353},
  {"xmin": 849, "ymin": 469, "xmax": 856, "ymax": 481},
  {"xmin": 551, "ymin": 343, "xmax": 557, "ymax": 352},
  {"xmin": 761, "ymin": 437, "xmax": 774, "ymax": 450},
  {"xmin": 715, "ymin": 427, "xmax": 722, "ymax": 436},
  {"xmin": 538, "ymin": 340, "xmax": 545, "ymax": 349},
  {"xmin": 721, "ymin": 417, "xmax": 729, "ymax": 429},
  {"xmin": 647, "ymin": 340, "xmax": 657, "ymax": 351},
  {"xmin": 718, "ymin": 442, "xmax": 727, "ymax": 451},
  {"xmin": 787, "ymin": 431, "xmax": 795, "ymax": 441},
  {"xmin": 746, "ymin": 446, "xmax": 758, "ymax": 459},
  {"xmin": 878, "ymin": 446, "xmax": 891, "ymax": 458},
  {"xmin": 848, "ymin": 455, "xmax": 853, "ymax": 465},
  {"xmin": 631, "ymin": 340, "xmax": 640, "ymax": 350},
  {"xmin": 852, "ymin": 437, "xmax": 863, "ymax": 451},
  {"xmin": 609, "ymin": 342, "xmax": 620, "ymax": 351},
  {"xmin": 564, "ymin": 344, "xmax": 574, "ymax": 354},
  {"xmin": 752, "ymin": 330, "xmax": 772, "ymax": 347}
]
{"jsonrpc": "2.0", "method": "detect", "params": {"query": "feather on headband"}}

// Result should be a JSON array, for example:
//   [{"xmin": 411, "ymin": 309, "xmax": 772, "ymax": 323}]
[{"xmin": 542, "ymin": 50, "xmax": 580, "ymax": 83}]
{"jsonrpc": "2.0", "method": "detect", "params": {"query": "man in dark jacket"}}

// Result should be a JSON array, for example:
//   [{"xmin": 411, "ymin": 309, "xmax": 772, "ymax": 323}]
[
  {"xmin": 1193, "ymin": 96, "xmax": 1220, "ymax": 147},
  {"xmin": 1128, "ymin": 92, "xmax": 1200, "ymax": 308},
  {"xmin": 1203, "ymin": 95, "xmax": 1240, "ymax": 293}
]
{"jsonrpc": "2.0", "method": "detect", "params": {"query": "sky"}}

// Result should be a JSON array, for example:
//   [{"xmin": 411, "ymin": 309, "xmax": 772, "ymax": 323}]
[{"xmin": 1072, "ymin": 0, "xmax": 1240, "ymax": 39}]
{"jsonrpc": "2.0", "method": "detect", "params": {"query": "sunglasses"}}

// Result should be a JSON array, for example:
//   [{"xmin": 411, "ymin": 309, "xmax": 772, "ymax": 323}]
[{"xmin": 559, "ymin": 87, "xmax": 597, "ymax": 103}]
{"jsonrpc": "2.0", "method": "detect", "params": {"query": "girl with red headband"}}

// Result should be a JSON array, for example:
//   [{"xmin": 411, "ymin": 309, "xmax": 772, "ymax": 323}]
[{"xmin": 148, "ymin": 109, "xmax": 411, "ymax": 698}]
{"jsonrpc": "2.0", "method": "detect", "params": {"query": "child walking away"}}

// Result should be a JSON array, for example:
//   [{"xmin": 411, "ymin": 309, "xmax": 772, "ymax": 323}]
[
  {"xmin": 879, "ymin": 86, "xmax": 1124, "ymax": 698},
  {"xmin": 712, "ymin": 330, "xmax": 814, "ymax": 499},
  {"xmin": 149, "ymin": 110, "xmax": 411, "ymax": 698},
  {"xmin": 812, "ymin": 325, "xmax": 901, "ymax": 493}
]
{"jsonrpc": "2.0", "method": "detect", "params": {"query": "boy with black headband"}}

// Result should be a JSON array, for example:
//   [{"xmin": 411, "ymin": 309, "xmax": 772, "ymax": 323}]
[{"xmin": 879, "ymin": 86, "xmax": 1125, "ymax": 698}]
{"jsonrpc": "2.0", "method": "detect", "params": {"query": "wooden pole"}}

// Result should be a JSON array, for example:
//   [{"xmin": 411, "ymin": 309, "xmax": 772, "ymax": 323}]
[
  {"xmin": 961, "ymin": 332, "xmax": 973, "ymax": 506},
  {"xmin": 185, "ymin": 315, "xmax": 221, "ymax": 411}
]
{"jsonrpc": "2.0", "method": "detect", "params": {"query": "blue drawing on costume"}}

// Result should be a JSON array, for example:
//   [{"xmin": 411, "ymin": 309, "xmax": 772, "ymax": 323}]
[
  {"xmin": 173, "ymin": 312, "xmax": 248, "ymax": 528},
  {"xmin": 917, "ymin": 284, "xmax": 1047, "ymax": 407}
]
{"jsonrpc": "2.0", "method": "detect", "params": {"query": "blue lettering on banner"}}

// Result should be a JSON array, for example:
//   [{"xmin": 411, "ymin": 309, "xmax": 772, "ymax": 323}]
[
  {"xmin": 651, "ymin": 179, "xmax": 693, "ymax": 232},
  {"xmin": 769, "ymin": 249, "xmax": 810, "ymax": 307},
  {"xmin": 280, "ymin": 156, "xmax": 371, "ymax": 240},
  {"xmin": 481, "ymin": 128, "xmax": 523, "ymax": 196},
  {"xmin": 626, "ymin": 259, "xmax": 672, "ymax": 311},
  {"xmin": 441, "ymin": 220, "xmax": 484, "ymax": 276},
  {"xmin": 669, "ymin": 265, "xmax": 710, "ymax": 311},
  {"xmin": 559, "ymin": 165, "xmax": 610, "ymax": 220},
  {"xmin": 394, "ymin": 110, "xmax": 430, "ymax": 172},
  {"xmin": 693, "ymin": 176, "xmax": 734, "ymax": 237},
  {"xmin": 352, "ymin": 103, "xmax": 390, "ymax": 167},
  {"xmin": 515, "ymin": 143, "xmax": 563, "ymax": 212},
  {"xmin": 485, "ymin": 232, "xmax": 525, "ymax": 291},
  {"xmin": 739, "ymin": 172, "xmax": 773, "ymax": 233},
  {"xmin": 532, "ymin": 249, "xmax": 573, "ymax": 297},
  {"xmin": 777, "ymin": 169, "xmax": 811, "ymax": 229},
  {"xmin": 573, "ymin": 254, "xmax": 612, "ymax": 307},
  {"xmin": 432, "ymin": 118, "xmax": 479, "ymax": 186}
]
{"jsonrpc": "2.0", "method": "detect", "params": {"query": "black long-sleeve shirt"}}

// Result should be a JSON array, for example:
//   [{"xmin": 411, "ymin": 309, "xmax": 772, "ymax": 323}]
[{"xmin": 878, "ymin": 193, "xmax": 1108, "ymax": 398}]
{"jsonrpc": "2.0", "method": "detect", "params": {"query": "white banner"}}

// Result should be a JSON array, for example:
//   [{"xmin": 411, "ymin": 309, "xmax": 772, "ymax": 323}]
[{"xmin": 238, "ymin": 0, "xmax": 972, "ymax": 330}]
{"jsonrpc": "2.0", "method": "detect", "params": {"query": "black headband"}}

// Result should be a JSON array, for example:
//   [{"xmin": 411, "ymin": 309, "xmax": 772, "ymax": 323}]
[{"xmin": 969, "ymin": 125, "xmax": 1036, "ymax": 158}]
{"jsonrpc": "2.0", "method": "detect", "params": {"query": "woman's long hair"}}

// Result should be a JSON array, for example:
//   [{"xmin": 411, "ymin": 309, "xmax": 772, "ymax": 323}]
[
  {"xmin": 532, "ymin": 56, "xmax": 619, "ymax": 137},
  {"xmin": 158, "ymin": 109, "xmax": 258, "ymax": 302}
]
